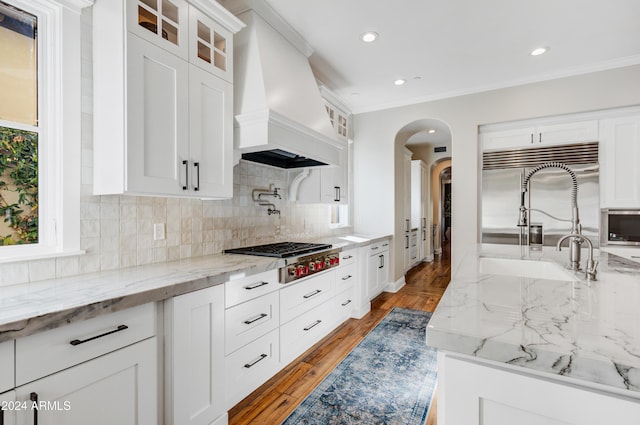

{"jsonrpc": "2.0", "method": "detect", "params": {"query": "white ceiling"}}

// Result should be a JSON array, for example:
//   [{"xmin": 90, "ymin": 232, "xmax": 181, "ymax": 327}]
[{"xmin": 263, "ymin": 0, "xmax": 640, "ymax": 114}]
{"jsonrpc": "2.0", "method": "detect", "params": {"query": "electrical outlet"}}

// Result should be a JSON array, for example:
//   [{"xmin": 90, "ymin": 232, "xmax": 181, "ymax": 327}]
[{"xmin": 153, "ymin": 223, "xmax": 165, "ymax": 241}]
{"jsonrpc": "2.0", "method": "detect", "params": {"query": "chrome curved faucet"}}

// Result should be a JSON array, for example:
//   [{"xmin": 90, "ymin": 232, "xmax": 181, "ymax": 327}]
[{"xmin": 517, "ymin": 162, "xmax": 597, "ymax": 279}]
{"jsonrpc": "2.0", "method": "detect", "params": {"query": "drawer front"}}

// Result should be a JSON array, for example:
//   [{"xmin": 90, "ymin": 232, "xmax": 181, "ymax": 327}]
[
  {"xmin": 16, "ymin": 303, "xmax": 156, "ymax": 386},
  {"xmin": 225, "ymin": 291, "xmax": 279, "ymax": 355},
  {"xmin": 280, "ymin": 300, "xmax": 335, "ymax": 365},
  {"xmin": 369, "ymin": 240, "xmax": 390, "ymax": 255},
  {"xmin": 334, "ymin": 286, "xmax": 355, "ymax": 324},
  {"xmin": 336, "ymin": 263, "xmax": 357, "ymax": 292},
  {"xmin": 0, "ymin": 340, "xmax": 14, "ymax": 393},
  {"xmin": 280, "ymin": 271, "xmax": 334, "ymax": 324},
  {"xmin": 226, "ymin": 269, "xmax": 279, "ymax": 308},
  {"xmin": 339, "ymin": 249, "xmax": 357, "ymax": 266},
  {"xmin": 225, "ymin": 328, "xmax": 280, "ymax": 410}
]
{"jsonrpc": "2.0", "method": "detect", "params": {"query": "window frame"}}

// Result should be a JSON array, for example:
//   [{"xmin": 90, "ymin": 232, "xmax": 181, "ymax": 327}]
[{"xmin": 0, "ymin": 0, "xmax": 92, "ymax": 263}]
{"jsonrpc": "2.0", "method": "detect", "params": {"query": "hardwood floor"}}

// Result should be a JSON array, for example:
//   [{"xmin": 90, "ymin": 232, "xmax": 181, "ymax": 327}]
[{"xmin": 229, "ymin": 244, "xmax": 451, "ymax": 425}]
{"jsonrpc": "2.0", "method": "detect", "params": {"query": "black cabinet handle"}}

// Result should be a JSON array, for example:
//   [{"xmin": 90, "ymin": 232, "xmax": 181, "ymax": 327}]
[
  {"xmin": 182, "ymin": 160, "xmax": 188, "ymax": 190},
  {"xmin": 379, "ymin": 254, "xmax": 384, "ymax": 269},
  {"xmin": 303, "ymin": 320, "xmax": 322, "ymax": 331},
  {"xmin": 341, "ymin": 275, "xmax": 352, "ymax": 281},
  {"xmin": 334, "ymin": 186, "xmax": 340, "ymax": 202},
  {"xmin": 30, "ymin": 392, "xmax": 38, "ymax": 425},
  {"xmin": 405, "ymin": 235, "xmax": 409, "ymax": 249},
  {"xmin": 539, "ymin": 133, "xmax": 542, "ymax": 143},
  {"xmin": 303, "ymin": 289, "xmax": 322, "ymax": 299},
  {"xmin": 244, "ymin": 281, "xmax": 269, "ymax": 290},
  {"xmin": 193, "ymin": 162, "xmax": 200, "ymax": 191},
  {"xmin": 342, "ymin": 255, "xmax": 353, "ymax": 260},
  {"xmin": 70, "ymin": 324, "xmax": 128, "ymax": 346},
  {"xmin": 341, "ymin": 299, "xmax": 352, "ymax": 307},
  {"xmin": 530, "ymin": 133, "xmax": 534, "ymax": 144},
  {"xmin": 244, "ymin": 313, "xmax": 268, "ymax": 325},
  {"xmin": 244, "ymin": 354, "xmax": 267, "ymax": 368}
]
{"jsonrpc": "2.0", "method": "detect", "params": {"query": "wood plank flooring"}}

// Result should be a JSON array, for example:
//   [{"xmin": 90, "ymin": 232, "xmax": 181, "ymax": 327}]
[{"xmin": 229, "ymin": 244, "xmax": 451, "ymax": 425}]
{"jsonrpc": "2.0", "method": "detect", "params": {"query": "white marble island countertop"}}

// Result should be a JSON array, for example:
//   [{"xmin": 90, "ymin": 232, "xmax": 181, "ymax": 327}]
[
  {"xmin": 0, "ymin": 253, "xmax": 284, "ymax": 342},
  {"xmin": 427, "ymin": 243, "xmax": 640, "ymax": 394}
]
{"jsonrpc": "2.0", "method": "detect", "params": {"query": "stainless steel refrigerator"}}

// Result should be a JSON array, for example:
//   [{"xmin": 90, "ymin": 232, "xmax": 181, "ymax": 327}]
[{"xmin": 481, "ymin": 142, "xmax": 600, "ymax": 247}]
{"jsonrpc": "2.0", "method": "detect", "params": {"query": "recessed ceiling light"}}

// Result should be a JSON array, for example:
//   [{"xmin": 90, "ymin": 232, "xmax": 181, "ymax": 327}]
[
  {"xmin": 428, "ymin": 129, "xmax": 436, "ymax": 134},
  {"xmin": 361, "ymin": 31, "xmax": 378, "ymax": 43},
  {"xmin": 530, "ymin": 46, "xmax": 549, "ymax": 56},
  {"xmin": 394, "ymin": 79, "xmax": 406, "ymax": 86}
]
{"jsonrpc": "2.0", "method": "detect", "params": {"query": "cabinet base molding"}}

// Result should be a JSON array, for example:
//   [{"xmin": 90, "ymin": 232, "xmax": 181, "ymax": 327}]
[{"xmin": 385, "ymin": 277, "xmax": 406, "ymax": 294}]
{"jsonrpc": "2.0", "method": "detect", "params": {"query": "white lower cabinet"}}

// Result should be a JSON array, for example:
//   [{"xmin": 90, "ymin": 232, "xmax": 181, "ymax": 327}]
[
  {"xmin": 0, "ymin": 341, "xmax": 14, "ymax": 394},
  {"xmin": 367, "ymin": 240, "xmax": 390, "ymax": 300},
  {"xmin": 1, "ymin": 390, "xmax": 16, "ymax": 425},
  {"xmin": 165, "ymin": 285, "xmax": 226, "ymax": 425},
  {"xmin": 438, "ymin": 352, "xmax": 640, "ymax": 425},
  {"xmin": 225, "ymin": 328, "xmax": 280, "ymax": 410},
  {"xmin": 15, "ymin": 337, "xmax": 157, "ymax": 425},
  {"xmin": 280, "ymin": 298, "xmax": 336, "ymax": 365}
]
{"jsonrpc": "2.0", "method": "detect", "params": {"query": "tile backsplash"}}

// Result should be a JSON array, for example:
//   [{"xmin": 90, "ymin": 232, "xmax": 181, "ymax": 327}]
[{"xmin": 0, "ymin": 9, "xmax": 348, "ymax": 286}]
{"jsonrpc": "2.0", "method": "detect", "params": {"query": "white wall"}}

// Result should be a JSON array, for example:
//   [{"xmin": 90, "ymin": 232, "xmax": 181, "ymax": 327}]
[{"xmin": 353, "ymin": 65, "xmax": 640, "ymax": 282}]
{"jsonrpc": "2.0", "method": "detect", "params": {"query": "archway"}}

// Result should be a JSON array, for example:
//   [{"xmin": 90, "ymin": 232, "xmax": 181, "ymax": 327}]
[{"xmin": 393, "ymin": 118, "xmax": 452, "ymax": 282}]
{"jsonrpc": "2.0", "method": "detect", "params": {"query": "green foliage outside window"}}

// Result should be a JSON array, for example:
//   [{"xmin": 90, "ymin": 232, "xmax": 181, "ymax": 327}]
[{"xmin": 0, "ymin": 126, "xmax": 38, "ymax": 245}]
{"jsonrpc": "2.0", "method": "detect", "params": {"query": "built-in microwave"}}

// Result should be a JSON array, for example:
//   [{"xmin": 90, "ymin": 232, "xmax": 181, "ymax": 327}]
[{"xmin": 601, "ymin": 209, "xmax": 640, "ymax": 246}]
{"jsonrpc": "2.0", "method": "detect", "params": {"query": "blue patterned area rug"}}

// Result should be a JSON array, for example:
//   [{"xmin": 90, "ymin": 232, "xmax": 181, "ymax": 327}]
[{"xmin": 281, "ymin": 307, "xmax": 437, "ymax": 425}]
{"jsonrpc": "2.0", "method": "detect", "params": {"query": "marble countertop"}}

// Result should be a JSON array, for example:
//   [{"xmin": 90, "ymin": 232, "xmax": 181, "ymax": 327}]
[
  {"xmin": 427, "ymin": 243, "xmax": 640, "ymax": 394},
  {"xmin": 0, "ymin": 234, "xmax": 392, "ymax": 342}
]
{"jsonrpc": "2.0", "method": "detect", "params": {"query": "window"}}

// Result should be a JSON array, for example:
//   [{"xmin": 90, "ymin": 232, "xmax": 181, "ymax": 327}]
[
  {"xmin": 0, "ymin": 0, "xmax": 88, "ymax": 262},
  {"xmin": 0, "ymin": 1, "xmax": 39, "ymax": 246}
]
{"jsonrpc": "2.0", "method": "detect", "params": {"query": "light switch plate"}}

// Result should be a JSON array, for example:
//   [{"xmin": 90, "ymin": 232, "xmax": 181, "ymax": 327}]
[{"xmin": 153, "ymin": 223, "xmax": 165, "ymax": 241}]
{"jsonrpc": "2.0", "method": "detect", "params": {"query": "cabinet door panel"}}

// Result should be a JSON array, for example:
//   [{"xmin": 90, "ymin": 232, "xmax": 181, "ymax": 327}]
[
  {"xmin": 127, "ymin": 0, "xmax": 189, "ymax": 59},
  {"xmin": 601, "ymin": 116, "xmax": 640, "ymax": 208},
  {"xmin": 0, "ymin": 341, "xmax": 13, "ymax": 393},
  {"xmin": 15, "ymin": 338, "xmax": 157, "ymax": 425},
  {"xmin": 127, "ymin": 34, "xmax": 189, "ymax": 196},
  {"xmin": 189, "ymin": 6, "xmax": 233, "ymax": 82},
  {"xmin": 165, "ymin": 285, "xmax": 225, "ymax": 425},
  {"xmin": 481, "ymin": 127, "xmax": 536, "ymax": 151},
  {"xmin": 189, "ymin": 65, "xmax": 233, "ymax": 198},
  {"xmin": 537, "ymin": 120, "xmax": 598, "ymax": 146}
]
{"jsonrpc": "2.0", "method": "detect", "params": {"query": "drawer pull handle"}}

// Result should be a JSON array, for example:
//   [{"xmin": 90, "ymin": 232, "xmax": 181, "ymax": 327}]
[
  {"xmin": 244, "ymin": 353, "xmax": 268, "ymax": 368},
  {"xmin": 383, "ymin": 243, "xmax": 389, "ymax": 247},
  {"xmin": 69, "ymin": 324, "xmax": 128, "ymax": 346},
  {"xmin": 341, "ymin": 299, "xmax": 352, "ymax": 307},
  {"xmin": 342, "ymin": 255, "xmax": 353, "ymax": 260},
  {"xmin": 341, "ymin": 275, "xmax": 352, "ymax": 280},
  {"xmin": 303, "ymin": 320, "xmax": 322, "ymax": 331},
  {"xmin": 30, "ymin": 392, "xmax": 38, "ymax": 425},
  {"xmin": 303, "ymin": 289, "xmax": 322, "ymax": 299},
  {"xmin": 371, "ymin": 246, "xmax": 379, "ymax": 250},
  {"xmin": 244, "ymin": 313, "xmax": 268, "ymax": 325},
  {"xmin": 245, "ymin": 281, "xmax": 269, "ymax": 290}
]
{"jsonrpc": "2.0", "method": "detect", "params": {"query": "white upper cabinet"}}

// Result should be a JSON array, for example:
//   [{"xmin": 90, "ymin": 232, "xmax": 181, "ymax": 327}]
[
  {"xmin": 126, "ymin": 35, "xmax": 190, "ymax": 196},
  {"xmin": 189, "ymin": 6, "xmax": 233, "ymax": 82},
  {"xmin": 127, "ymin": 0, "xmax": 189, "ymax": 59},
  {"xmin": 189, "ymin": 65, "xmax": 233, "ymax": 197},
  {"xmin": 481, "ymin": 119, "xmax": 598, "ymax": 151},
  {"xmin": 93, "ymin": 0, "xmax": 241, "ymax": 198},
  {"xmin": 600, "ymin": 114, "xmax": 640, "ymax": 208}
]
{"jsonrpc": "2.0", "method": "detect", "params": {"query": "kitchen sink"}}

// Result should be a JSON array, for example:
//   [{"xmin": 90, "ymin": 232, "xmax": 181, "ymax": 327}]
[
  {"xmin": 339, "ymin": 235, "xmax": 370, "ymax": 243},
  {"xmin": 478, "ymin": 257, "xmax": 577, "ymax": 281}
]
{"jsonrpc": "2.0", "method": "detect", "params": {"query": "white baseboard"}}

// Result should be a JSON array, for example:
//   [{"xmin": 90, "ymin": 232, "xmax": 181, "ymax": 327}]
[{"xmin": 385, "ymin": 277, "xmax": 406, "ymax": 293}]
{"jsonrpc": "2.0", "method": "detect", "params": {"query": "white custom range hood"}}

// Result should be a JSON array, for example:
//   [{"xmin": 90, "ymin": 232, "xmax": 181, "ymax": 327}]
[{"xmin": 224, "ymin": 0, "xmax": 343, "ymax": 168}]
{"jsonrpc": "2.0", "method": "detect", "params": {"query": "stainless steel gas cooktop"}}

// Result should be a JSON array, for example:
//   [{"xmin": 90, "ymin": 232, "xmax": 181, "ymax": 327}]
[
  {"xmin": 224, "ymin": 242, "xmax": 332, "ymax": 258},
  {"xmin": 224, "ymin": 242, "xmax": 341, "ymax": 283}
]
